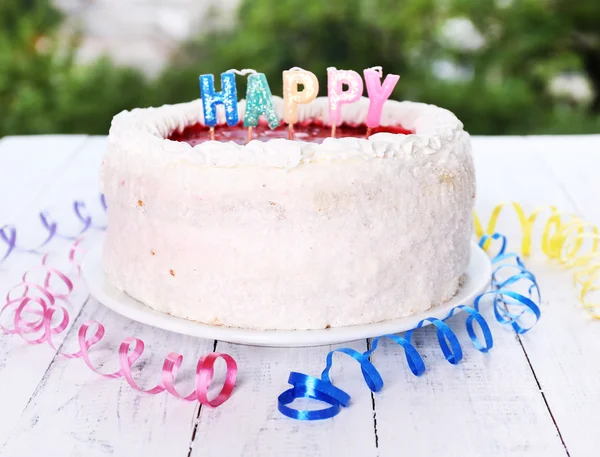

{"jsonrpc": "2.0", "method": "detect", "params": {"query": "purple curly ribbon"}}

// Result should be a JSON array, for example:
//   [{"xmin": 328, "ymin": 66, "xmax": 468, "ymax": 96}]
[
  {"xmin": 0, "ymin": 194, "xmax": 107, "ymax": 265},
  {"xmin": 1, "ymin": 198, "xmax": 238, "ymax": 407}
]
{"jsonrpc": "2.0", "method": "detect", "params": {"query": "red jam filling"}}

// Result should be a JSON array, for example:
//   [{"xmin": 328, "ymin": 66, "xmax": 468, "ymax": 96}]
[{"xmin": 168, "ymin": 120, "xmax": 413, "ymax": 146}]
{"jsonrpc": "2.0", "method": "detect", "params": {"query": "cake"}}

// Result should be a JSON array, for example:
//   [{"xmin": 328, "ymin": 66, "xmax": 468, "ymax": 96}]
[{"xmin": 101, "ymin": 96, "xmax": 475, "ymax": 330}]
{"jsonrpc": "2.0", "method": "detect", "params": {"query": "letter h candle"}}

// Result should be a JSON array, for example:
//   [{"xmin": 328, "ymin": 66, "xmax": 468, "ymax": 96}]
[{"xmin": 199, "ymin": 72, "xmax": 239, "ymax": 140}]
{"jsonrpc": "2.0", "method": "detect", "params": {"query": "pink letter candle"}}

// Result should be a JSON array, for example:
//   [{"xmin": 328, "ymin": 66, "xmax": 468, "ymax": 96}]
[
  {"xmin": 327, "ymin": 68, "xmax": 364, "ymax": 137},
  {"xmin": 282, "ymin": 69, "xmax": 319, "ymax": 140},
  {"xmin": 363, "ymin": 67, "xmax": 400, "ymax": 134}
]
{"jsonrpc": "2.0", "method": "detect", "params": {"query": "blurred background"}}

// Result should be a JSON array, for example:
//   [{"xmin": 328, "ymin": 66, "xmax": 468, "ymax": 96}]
[{"xmin": 2, "ymin": 0, "xmax": 599, "ymax": 137}]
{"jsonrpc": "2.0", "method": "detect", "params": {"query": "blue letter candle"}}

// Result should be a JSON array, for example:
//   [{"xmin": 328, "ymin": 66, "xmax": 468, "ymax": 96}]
[
  {"xmin": 199, "ymin": 72, "xmax": 239, "ymax": 127},
  {"xmin": 243, "ymin": 73, "xmax": 280, "ymax": 129}
]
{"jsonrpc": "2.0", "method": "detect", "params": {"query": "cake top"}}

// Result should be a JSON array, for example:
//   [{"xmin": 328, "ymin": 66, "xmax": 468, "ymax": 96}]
[
  {"xmin": 169, "ymin": 119, "xmax": 413, "ymax": 146},
  {"xmin": 108, "ymin": 96, "xmax": 466, "ymax": 170}
]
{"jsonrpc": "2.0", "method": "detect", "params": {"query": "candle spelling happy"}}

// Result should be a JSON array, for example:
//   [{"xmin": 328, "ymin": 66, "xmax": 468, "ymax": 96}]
[{"xmin": 199, "ymin": 66, "xmax": 401, "ymax": 142}]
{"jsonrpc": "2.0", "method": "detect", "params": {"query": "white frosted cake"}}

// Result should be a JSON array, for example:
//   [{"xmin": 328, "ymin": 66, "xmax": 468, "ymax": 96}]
[{"xmin": 101, "ymin": 96, "xmax": 475, "ymax": 330}]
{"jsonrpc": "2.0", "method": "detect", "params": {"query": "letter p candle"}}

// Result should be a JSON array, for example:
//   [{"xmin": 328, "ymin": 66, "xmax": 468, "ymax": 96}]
[
  {"xmin": 282, "ymin": 69, "xmax": 319, "ymax": 140},
  {"xmin": 327, "ymin": 68, "xmax": 364, "ymax": 137}
]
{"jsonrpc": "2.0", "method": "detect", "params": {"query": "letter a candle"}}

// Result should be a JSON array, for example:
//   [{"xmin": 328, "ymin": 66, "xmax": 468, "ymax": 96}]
[{"xmin": 244, "ymin": 72, "xmax": 280, "ymax": 142}]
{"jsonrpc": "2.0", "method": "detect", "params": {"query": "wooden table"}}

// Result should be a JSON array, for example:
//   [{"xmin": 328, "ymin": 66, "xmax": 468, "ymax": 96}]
[{"xmin": 0, "ymin": 135, "xmax": 599, "ymax": 457}]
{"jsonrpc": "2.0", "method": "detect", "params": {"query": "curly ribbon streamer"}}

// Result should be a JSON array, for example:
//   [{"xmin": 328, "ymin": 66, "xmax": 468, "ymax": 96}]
[
  {"xmin": 1, "ymin": 196, "xmax": 237, "ymax": 406},
  {"xmin": 0, "ymin": 196, "xmax": 106, "ymax": 264},
  {"xmin": 3, "ymin": 197, "xmax": 597, "ymax": 414},
  {"xmin": 474, "ymin": 203, "xmax": 600, "ymax": 318},
  {"xmin": 4, "ymin": 199, "xmax": 595, "ymax": 315},
  {"xmin": 278, "ymin": 233, "xmax": 541, "ymax": 420}
]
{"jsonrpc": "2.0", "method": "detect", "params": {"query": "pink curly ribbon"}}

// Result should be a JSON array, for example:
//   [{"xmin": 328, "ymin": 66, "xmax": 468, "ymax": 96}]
[{"xmin": 1, "ymin": 197, "xmax": 237, "ymax": 407}]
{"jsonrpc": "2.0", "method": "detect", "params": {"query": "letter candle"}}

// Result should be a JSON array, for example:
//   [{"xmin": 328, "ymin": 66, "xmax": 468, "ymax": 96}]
[
  {"xmin": 363, "ymin": 66, "xmax": 400, "ymax": 137},
  {"xmin": 282, "ymin": 68, "xmax": 319, "ymax": 140},
  {"xmin": 199, "ymin": 72, "xmax": 239, "ymax": 140},
  {"xmin": 327, "ymin": 67, "xmax": 364, "ymax": 138},
  {"xmin": 244, "ymin": 73, "xmax": 280, "ymax": 142}
]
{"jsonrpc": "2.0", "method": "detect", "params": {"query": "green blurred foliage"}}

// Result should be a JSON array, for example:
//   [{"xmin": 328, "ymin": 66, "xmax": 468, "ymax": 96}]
[
  {"xmin": 1, "ymin": 0, "xmax": 599, "ymax": 137},
  {"xmin": 0, "ymin": 0, "xmax": 152, "ymax": 136}
]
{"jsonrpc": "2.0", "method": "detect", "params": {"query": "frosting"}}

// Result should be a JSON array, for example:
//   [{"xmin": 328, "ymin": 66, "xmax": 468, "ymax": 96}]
[{"xmin": 106, "ymin": 97, "xmax": 464, "ymax": 171}]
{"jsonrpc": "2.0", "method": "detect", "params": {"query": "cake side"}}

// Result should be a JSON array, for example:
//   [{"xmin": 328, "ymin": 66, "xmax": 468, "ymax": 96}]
[{"xmin": 101, "ymin": 97, "xmax": 475, "ymax": 330}]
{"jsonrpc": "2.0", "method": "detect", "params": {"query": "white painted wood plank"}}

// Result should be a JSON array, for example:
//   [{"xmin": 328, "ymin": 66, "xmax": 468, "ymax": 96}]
[
  {"xmin": 471, "ymin": 136, "xmax": 576, "ymax": 218},
  {"xmin": 373, "ymin": 313, "xmax": 564, "ymax": 457},
  {"xmin": 514, "ymin": 136, "xmax": 600, "ymax": 457},
  {"xmin": 0, "ymin": 136, "xmax": 104, "ymax": 446},
  {"xmin": 373, "ymin": 137, "xmax": 567, "ymax": 457},
  {"xmin": 191, "ymin": 340, "xmax": 377, "ymax": 457},
  {"xmin": 4, "ymin": 135, "xmax": 599, "ymax": 457},
  {"xmin": 0, "ymin": 136, "xmax": 214, "ymax": 457},
  {"xmin": 469, "ymin": 136, "xmax": 600, "ymax": 457},
  {"xmin": 0, "ymin": 135, "xmax": 89, "ymax": 225},
  {"xmin": 526, "ymin": 135, "xmax": 600, "ymax": 222},
  {"xmin": 1, "ymin": 300, "xmax": 213, "ymax": 457}
]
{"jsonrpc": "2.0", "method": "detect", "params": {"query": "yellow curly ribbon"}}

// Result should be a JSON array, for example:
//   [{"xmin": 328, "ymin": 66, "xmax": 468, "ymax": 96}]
[{"xmin": 474, "ymin": 203, "xmax": 600, "ymax": 318}]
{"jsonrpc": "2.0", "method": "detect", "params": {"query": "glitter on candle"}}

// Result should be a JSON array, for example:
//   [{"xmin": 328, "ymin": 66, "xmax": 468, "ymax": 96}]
[
  {"xmin": 327, "ymin": 68, "xmax": 364, "ymax": 127},
  {"xmin": 282, "ymin": 69, "xmax": 319, "ymax": 124},
  {"xmin": 243, "ymin": 73, "xmax": 280, "ymax": 129},
  {"xmin": 364, "ymin": 67, "xmax": 400, "ymax": 129},
  {"xmin": 199, "ymin": 72, "xmax": 239, "ymax": 128}
]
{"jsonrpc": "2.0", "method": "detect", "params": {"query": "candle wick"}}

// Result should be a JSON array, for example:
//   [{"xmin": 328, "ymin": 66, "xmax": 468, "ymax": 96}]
[
  {"xmin": 227, "ymin": 68, "xmax": 258, "ymax": 76},
  {"xmin": 367, "ymin": 66, "xmax": 383, "ymax": 77}
]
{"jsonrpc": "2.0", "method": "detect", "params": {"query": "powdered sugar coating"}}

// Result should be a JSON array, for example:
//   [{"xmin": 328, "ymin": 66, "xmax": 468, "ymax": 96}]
[{"xmin": 101, "ymin": 97, "xmax": 475, "ymax": 330}]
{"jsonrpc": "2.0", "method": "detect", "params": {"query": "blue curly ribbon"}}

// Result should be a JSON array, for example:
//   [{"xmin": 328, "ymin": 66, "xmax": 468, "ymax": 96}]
[
  {"xmin": 278, "ymin": 232, "xmax": 541, "ymax": 420},
  {"xmin": 0, "ymin": 195, "xmax": 107, "ymax": 264}
]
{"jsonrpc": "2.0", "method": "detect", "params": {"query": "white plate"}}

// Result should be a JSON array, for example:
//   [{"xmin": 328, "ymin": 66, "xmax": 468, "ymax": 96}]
[{"xmin": 82, "ymin": 242, "xmax": 491, "ymax": 347}]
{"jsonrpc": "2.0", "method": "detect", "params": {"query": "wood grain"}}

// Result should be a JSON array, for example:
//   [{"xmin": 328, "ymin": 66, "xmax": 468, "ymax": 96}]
[
  {"xmin": 0, "ymin": 135, "xmax": 92, "ymax": 446},
  {"xmin": 372, "ymin": 137, "xmax": 568, "ymax": 457},
  {"xmin": 191, "ymin": 340, "xmax": 378, "ymax": 457},
  {"xmin": 472, "ymin": 136, "xmax": 600, "ymax": 457},
  {"xmin": 1, "ymin": 300, "xmax": 213, "ymax": 457},
  {"xmin": 0, "ymin": 135, "xmax": 88, "ymax": 224},
  {"xmin": 521, "ymin": 136, "xmax": 600, "ymax": 457}
]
